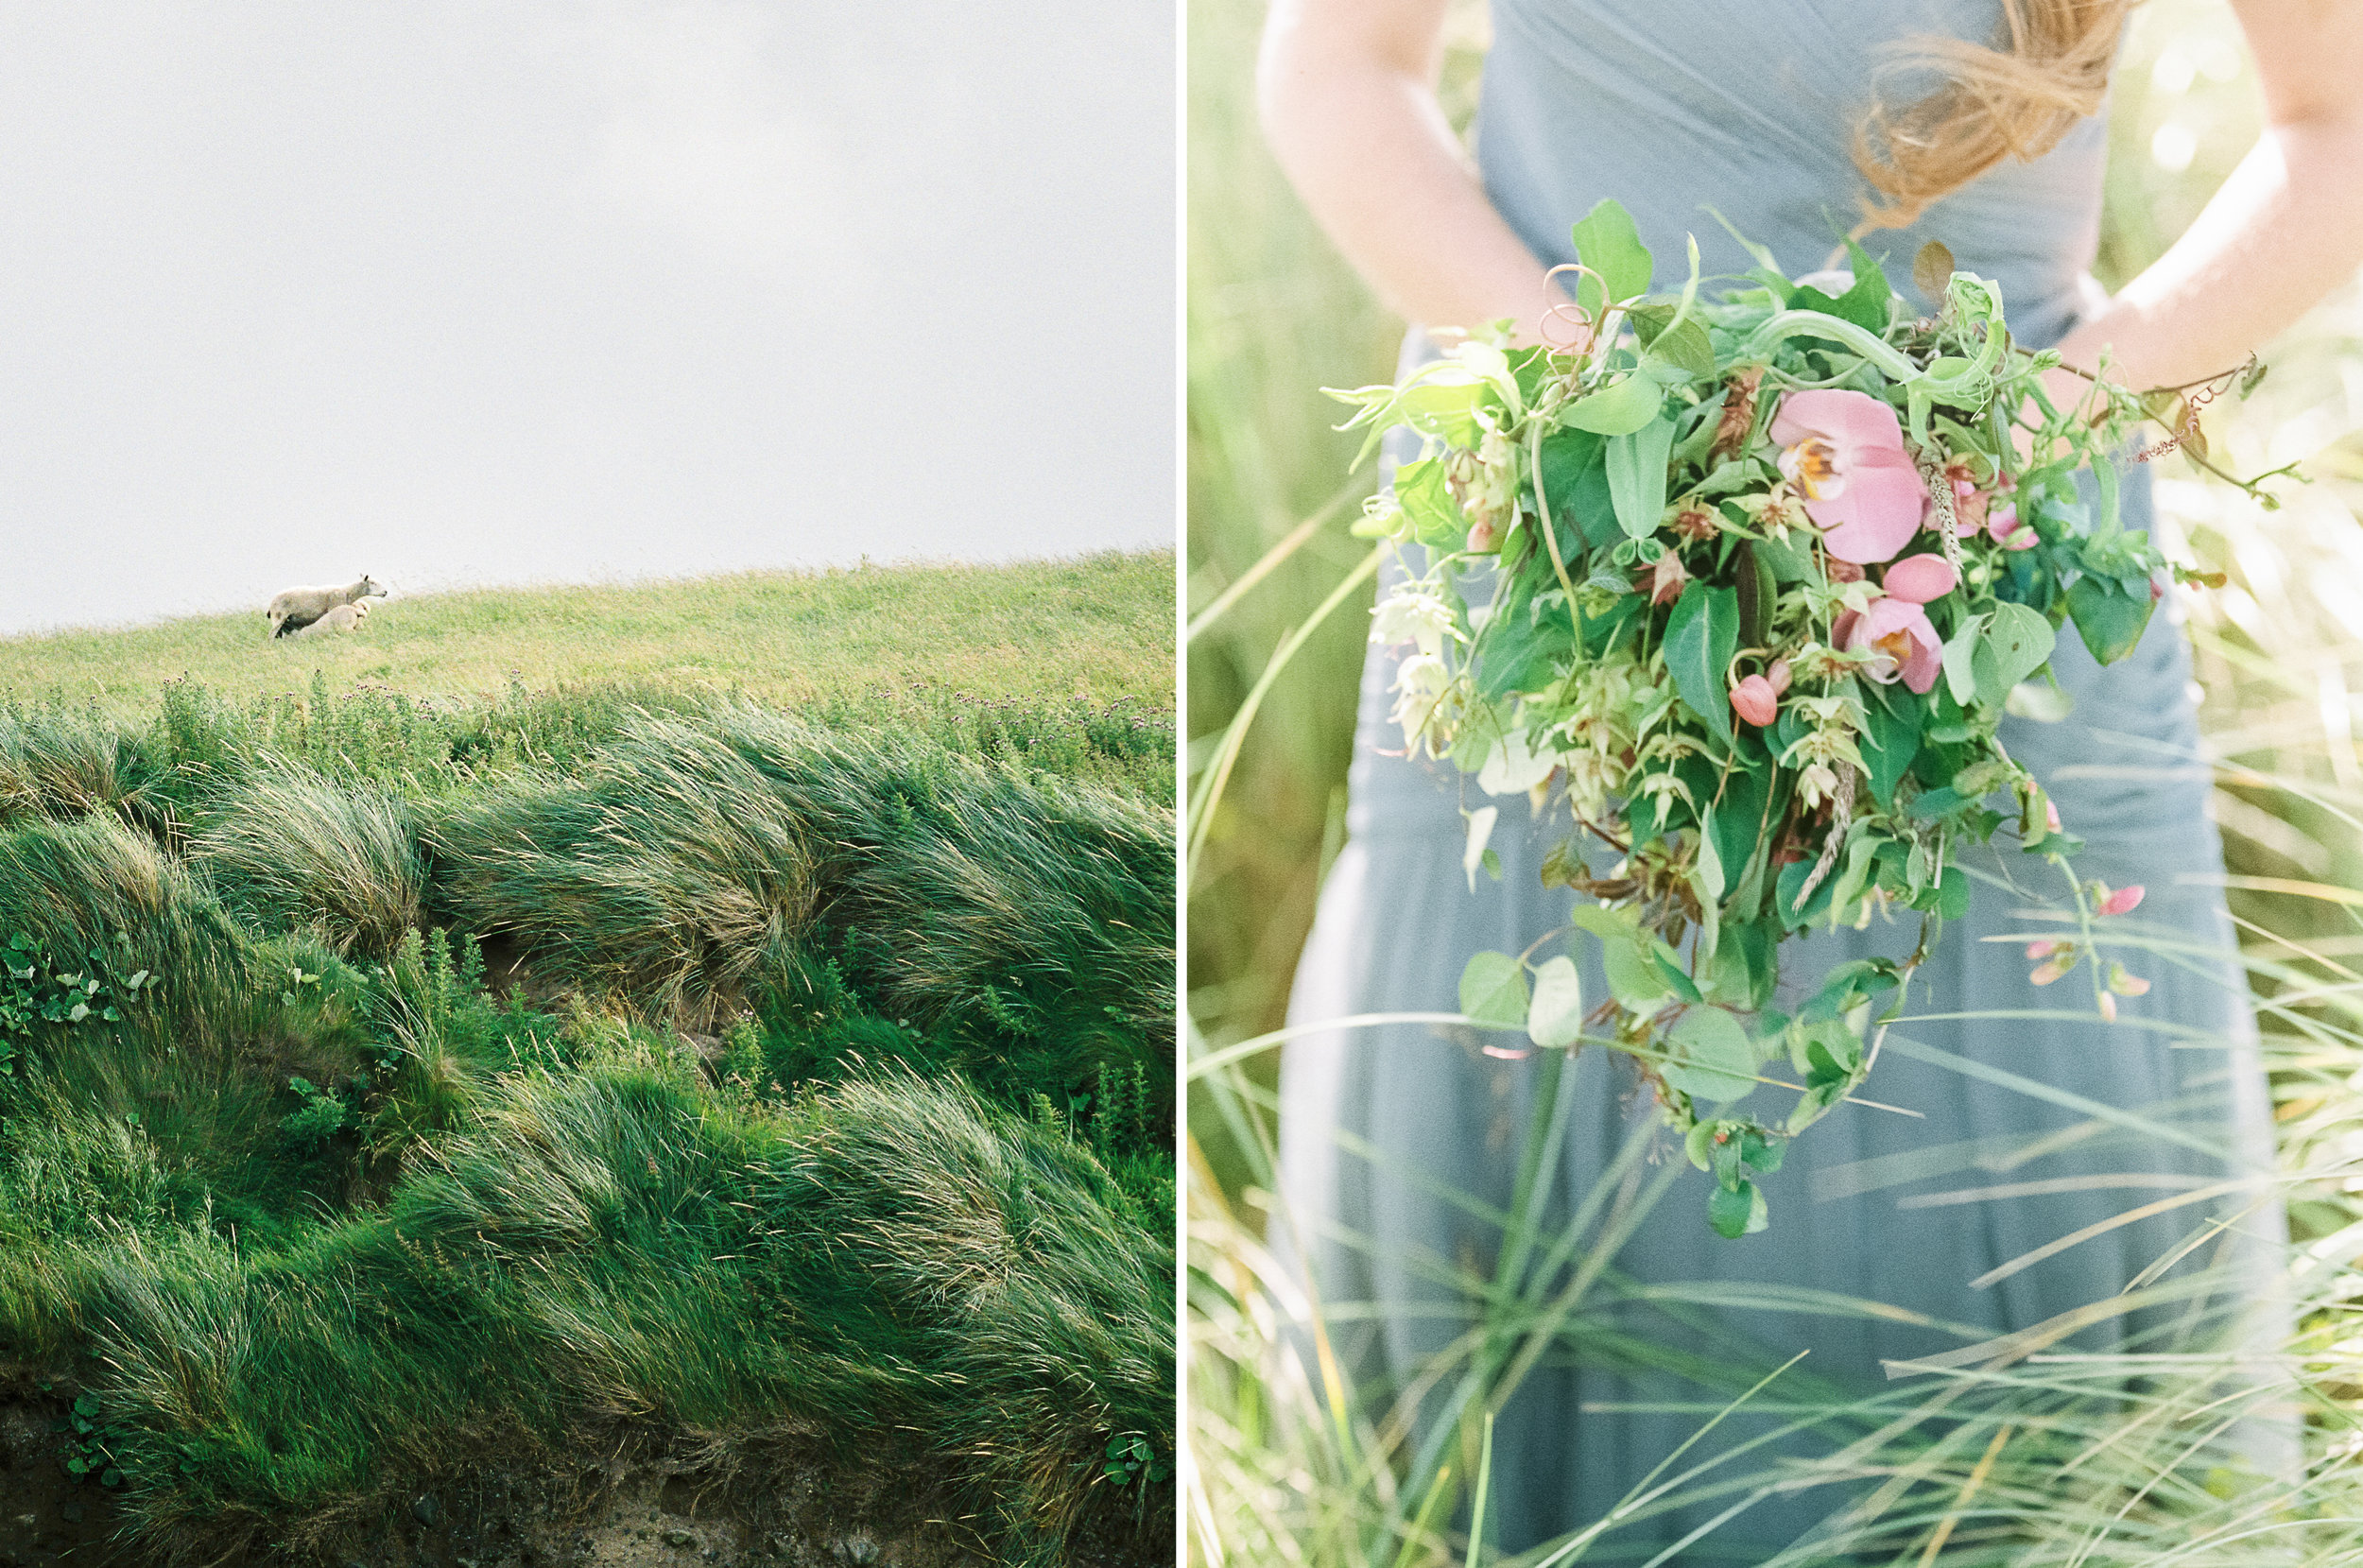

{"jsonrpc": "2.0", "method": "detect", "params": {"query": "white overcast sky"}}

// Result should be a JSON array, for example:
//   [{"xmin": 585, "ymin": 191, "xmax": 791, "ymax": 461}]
[{"xmin": 0, "ymin": 2, "xmax": 1173, "ymax": 633}]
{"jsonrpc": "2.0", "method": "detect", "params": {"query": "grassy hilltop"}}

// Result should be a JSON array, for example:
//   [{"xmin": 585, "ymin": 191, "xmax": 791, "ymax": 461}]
[
  {"xmin": 0, "ymin": 553, "xmax": 1176, "ymax": 1567},
  {"xmin": 0, "ymin": 551, "xmax": 1173, "ymax": 711}
]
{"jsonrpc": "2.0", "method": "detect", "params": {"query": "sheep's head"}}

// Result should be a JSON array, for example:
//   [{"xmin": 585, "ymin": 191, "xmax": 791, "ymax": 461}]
[{"xmin": 354, "ymin": 574, "xmax": 384, "ymax": 598}]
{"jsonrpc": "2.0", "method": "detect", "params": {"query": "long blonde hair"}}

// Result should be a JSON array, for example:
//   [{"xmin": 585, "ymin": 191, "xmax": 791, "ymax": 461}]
[{"xmin": 1851, "ymin": 0, "xmax": 2132, "ymax": 231}]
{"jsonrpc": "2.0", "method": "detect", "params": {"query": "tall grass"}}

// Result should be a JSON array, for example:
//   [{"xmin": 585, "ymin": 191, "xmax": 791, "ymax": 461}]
[
  {"xmin": 0, "ymin": 643, "xmax": 1175, "ymax": 1557},
  {"xmin": 0, "ymin": 816, "xmax": 250, "ymax": 1038},
  {"xmin": 0, "ymin": 709, "xmax": 153, "ymax": 827},
  {"xmin": 44, "ymin": 1061, "xmax": 1169, "ymax": 1565},
  {"xmin": 428, "ymin": 723, "xmax": 828, "ymax": 1021},
  {"xmin": 1183, "ymin": 0, "xmax": 1487, "ymax": 1195},
  {"xmin": 191, "ymin": 769, "xmax": 426, "ymax": 957},
  {"xmin": 1185, "ymin": 0, "xmax": 2363, "ymax": 1559},
  {"xmin": 427, "ymin": 707, "xmax": 1173, "ymax": 1070}
]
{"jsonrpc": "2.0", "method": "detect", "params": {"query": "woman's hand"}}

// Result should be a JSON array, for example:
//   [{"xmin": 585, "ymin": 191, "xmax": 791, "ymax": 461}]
[
  {"xmin": 1258, "ymin": 0, "xmax": 1571, "ymax": 342},
  {"xmin": 2052, "ymin": 0, "xmax": 2363, "ymax": 395}
]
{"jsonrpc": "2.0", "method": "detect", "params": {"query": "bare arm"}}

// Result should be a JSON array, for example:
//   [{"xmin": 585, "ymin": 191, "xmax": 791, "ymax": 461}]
[
  {"xmin": 2055, "ymin": 0, "xmax": 2363, "ymax": 394},
  {"xmin": 1257, "ymin": 0, "xmax": 1569, "ymax": 341}
]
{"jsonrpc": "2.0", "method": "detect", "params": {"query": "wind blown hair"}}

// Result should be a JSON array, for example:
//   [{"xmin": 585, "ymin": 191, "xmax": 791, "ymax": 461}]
[{"xmin": 1852, "ymin": 0, "xmax": 2130, "ymax": 232}]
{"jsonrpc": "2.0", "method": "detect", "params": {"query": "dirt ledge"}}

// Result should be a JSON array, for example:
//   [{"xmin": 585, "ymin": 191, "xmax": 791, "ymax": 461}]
[{"xmin": 0, "ymin": 1391, "xmax": 1161, "ymax": 1568}]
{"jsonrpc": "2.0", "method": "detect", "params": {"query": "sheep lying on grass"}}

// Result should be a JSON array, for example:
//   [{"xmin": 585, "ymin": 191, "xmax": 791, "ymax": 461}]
[
  {"xmin": 267, "ymin": 575, "xmax": 383, "ymax": 638},
  {"xmin": 284, "ymin": 600, "xmax": 371, "ymax": 640}
]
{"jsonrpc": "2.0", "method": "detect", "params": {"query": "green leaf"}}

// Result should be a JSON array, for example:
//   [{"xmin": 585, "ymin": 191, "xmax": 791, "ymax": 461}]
[
  {"xmin": 1940, "ymin": 612, "xmax": 1987, "ymax": 707},
  {"xmin": 1562, "ymin": 372, "xmax": 1664, "ymax": 436},
  {"xmin": 1458, "ymin": 950, "xmax": 1530, "ymax": 1030},
  {"xmin": 1708, "ymin": 1178, "xmax": 1770, "ymax": 1238},
  {"xmin": 1740, "ymin": 1126, "xmax": 1786, "ymax": 1176},
  {"xmin": 1390, "ymin": 457, "xmax": 1469, "ymax": 548},
  {"xmin": 1536, "ymin": 426, "xmax": 1620, "ymax": 549},
  {"xmin": 1651, "ymin": 947, "xmax": 1705, "ymax": 1004},
  {"xmin": 1645, "ymin": 316, "xmax": 1716, "ymax": 381},
  {"xmin": 2066, "ymin": 577, "xmax": 2155, "ymax": 664},
  {"xmin": 1577, "ymin": 905, "xmax": 1671, "ymax": 1009},
  {"xmin": 1735, "ymin": 543, "xmax": 1776, "ymax": 650},
  {"xmin": 1974, "ymin": 600, "xmax": 2056, "ymax": 706},
  {"xmin": 1938, "ymin": 866, "xmax": 1971, "ymax": 919},
  {"xmin": 1706, "ymin": 756, "xmax": 1770, "ymax": 892},
  {"xmin": 1605, "ymin": 414, "xmax": 1677, "ymax": 539},
  {"xmin": 1791, "ymin": 238, "xmax": 1889, "ymax": 335},
  {"xmin": 1391, "ymin": 379, "xmax": 1492, "ymax": 448},
  {"xmin": 1660, "ymin": 1006, "xmax": 1756, "ymax": 1103},
  {"xmin": 1663, "ymin": 583, "xmax": 1739, "ymax": 749},
  {"xmin": 1753, "ymin": 530, "xmax": 1816, "ymax": 583},
  {"xmin": 1526, "ymin": 956, "xmax": 1584, "ymax": 1048},
  {"xmin": 1476, "ymin": 578, "xmax": 1574, "ymax": 701},
  {"xmin": 1569, "ymin": 198, "xmax": 1653, "ymax": 314},
  {"xmin": 1857, "ymin": 683, "xmax": 1922, "ymax": 811}
]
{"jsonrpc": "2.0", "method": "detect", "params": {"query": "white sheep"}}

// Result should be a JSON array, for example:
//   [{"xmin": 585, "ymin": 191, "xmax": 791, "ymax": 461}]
[
  {"xmin": 266, "ymin": 575, "xmax": 383, "ymax": 638},
  {"xmin": 284, "ymin": 599, "xmax": 372, "ymax": 640}
]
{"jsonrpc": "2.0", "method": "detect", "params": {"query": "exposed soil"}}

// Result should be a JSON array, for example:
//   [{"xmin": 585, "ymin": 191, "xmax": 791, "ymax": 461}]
[{"xmin": 0, "ymin": 1388, "xmax": 1158, "ymax": 1568}]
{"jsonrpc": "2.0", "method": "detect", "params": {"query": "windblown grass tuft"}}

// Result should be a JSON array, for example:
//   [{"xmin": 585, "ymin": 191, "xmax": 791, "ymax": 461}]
[
  {"xmin": 191, "ymin": 769, "xmax": 426, "ymax": 957},
  {"xmin": 428, "ymin": 724, "xmax": 826, "ymax": 1022}
]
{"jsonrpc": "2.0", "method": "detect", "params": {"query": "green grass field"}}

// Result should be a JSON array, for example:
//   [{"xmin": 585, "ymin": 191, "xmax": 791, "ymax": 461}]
[
  {"xmin": 0, "ymin": 553, "xmax": 1176, "ymax": 1565},
  {"xmin": 0, "ymin": 551, "xmax": 1174, "ymax": 712}
]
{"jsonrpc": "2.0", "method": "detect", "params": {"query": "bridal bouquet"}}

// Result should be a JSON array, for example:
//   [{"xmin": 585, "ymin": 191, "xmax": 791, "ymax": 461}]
[{"xmin": 1335, "ymin": 200, "xmax": 2266, "ymax": 1237}]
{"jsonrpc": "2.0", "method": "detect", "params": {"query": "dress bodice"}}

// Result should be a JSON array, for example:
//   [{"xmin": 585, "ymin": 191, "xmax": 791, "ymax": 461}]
[{"xmin": 1476, "ymin": 0, "xmax": 2110, "ymax": 347}]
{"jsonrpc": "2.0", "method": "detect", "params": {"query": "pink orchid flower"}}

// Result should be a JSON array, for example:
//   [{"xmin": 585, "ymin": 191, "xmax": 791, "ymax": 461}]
[
  {"xmin": 1882, "ymin": 552, "xmax": 1958, "ymax": 602},
  {"xmin": 1831, "ymin": 552, "xmax": 1953, "ymax": 695},
  {"xmin": 1728, "ymin": 658, "xmax": 1791, "ymax": 728},
  {"xmin": 1769, "ymin": 390, "xmax": 1925, "ymax": 565}
]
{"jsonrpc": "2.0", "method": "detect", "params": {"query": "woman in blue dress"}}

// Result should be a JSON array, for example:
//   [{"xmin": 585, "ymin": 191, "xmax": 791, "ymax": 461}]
[{"xmin": 1256, "ymin": 0, "xmax": 2363, "ymax": 1555}]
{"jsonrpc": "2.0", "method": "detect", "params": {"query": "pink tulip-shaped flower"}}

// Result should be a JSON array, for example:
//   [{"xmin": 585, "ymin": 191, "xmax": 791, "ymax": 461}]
[
  {"xmin": 1728, "ymin": 657, "xmax": 1791, "ymax": 728},
  {"xmin": 1730, "ymin": 675, "xmax": 1777, "ymax": 727},
  {"xmin": 2096, "ymin": 883, "xmax": 2146, "ymax": 917},
  {"xmin": 1769, "ymin": 390, "xmax": 1926, "ymax": 564}
]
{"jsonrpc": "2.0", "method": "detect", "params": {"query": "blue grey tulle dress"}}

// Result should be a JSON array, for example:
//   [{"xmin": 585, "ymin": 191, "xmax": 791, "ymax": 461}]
[{"xmin": 1273, "ymin": 0, "xmax": 2288, "ymax": 1558}]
